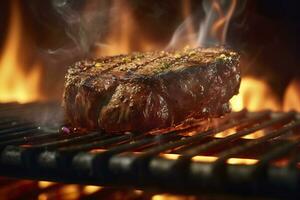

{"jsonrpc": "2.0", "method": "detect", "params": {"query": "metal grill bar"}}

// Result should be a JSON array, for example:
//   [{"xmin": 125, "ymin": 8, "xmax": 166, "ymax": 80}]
[
  {"xmin": 0, "ymin": 103, "xmax": 299, "ymax": 198},
  {"xmin": 184, "ymin": 112, "xmax": 295, "ymax": 157}
]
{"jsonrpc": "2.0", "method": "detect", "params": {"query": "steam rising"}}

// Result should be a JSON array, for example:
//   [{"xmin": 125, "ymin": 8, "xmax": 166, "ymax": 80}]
[
  {"xmin": 51, "ymin": 0, "xmax": 110, "ymax": 55},
  {"xmin": 50, "ymin": 0, "xmax": 243, "ymax": 57},
  {"xmin": 167, "ymin": 16, "xmax": 198, "ymax": 50},
  {"xmin": 167, "ymin": 0, "xmax": 239, "ymax": 49},
  {"xmin": 49, "ymin": 0, "xmax": 242, "ymax": 56}
]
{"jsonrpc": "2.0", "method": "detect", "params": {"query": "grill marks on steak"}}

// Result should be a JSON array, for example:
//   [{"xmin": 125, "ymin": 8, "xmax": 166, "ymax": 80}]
[{"xmin": 63, "ymin": 47, "xmax": 240, "ymax": 133}]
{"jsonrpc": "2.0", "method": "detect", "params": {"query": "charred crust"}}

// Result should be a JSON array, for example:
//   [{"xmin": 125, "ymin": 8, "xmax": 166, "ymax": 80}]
[{"xmin": 63, "ymin": 47, "xmax": 241, "ymax": 133}]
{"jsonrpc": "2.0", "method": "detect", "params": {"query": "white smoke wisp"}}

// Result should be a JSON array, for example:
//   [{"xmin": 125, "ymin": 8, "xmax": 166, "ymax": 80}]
[
  {"xmin": 51, "ymin": 0, "xmax": 110, "ymax": 55},
  {"xmin": 166, "ymin": 0, "xmax": 241, "ymax": 49},
  {"xmin": 166, "ymin": 16, "xmax": 198, "ymax": 50}
]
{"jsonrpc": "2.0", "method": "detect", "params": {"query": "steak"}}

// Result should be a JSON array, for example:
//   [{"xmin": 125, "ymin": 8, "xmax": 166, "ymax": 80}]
[{"xmin": 63, "ymin": 47, "xmax": 240, "ymax": 133}]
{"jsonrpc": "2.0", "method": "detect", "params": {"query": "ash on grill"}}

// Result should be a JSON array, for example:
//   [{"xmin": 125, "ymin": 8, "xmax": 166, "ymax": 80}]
[{"xmin": 0, "ymin": 103, "xmax": 300, "ymax": 199}]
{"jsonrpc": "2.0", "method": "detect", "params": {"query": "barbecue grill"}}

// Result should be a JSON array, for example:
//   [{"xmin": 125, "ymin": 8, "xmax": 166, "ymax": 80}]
[{"xmin": 0, "ymin": 102, "xmax": 299, "ymax": 199}]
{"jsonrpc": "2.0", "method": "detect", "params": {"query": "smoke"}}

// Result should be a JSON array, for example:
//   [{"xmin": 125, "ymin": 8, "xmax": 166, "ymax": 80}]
[
  {"xmin": 167, "ymin": 0, "xmax": 245, "ymax": 49},
  {"xmin": 166, "ymin": 16, "xmax": 198, "ymax": 50},
  {"xmin": 26, "ymin": 0, "xmax": 113, "ymax": 103},
  {"xmin": 198, "ymin": 0, "xmax": 237, "ymax": 46},
  {"xmin": 51, "ymin": 0, "xmax": 110, "ymax": 55}
]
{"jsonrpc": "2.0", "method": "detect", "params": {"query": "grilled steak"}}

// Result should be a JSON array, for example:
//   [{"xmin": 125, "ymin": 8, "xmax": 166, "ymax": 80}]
[{"xmin": 63, "ymin": 47, "xmax": 240, "ymax": 133}]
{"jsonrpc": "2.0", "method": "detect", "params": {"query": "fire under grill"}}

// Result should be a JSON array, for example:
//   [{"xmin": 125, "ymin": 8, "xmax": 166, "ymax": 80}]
[{"xmin": 0, "ymin": 103, "xmax": 300, "ymax": 198}]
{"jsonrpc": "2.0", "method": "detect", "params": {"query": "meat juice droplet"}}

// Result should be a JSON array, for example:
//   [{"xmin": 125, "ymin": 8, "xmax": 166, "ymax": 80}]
[{"xmin": 61, "ymin": 126, "xmax": 71, "ymax": 134}]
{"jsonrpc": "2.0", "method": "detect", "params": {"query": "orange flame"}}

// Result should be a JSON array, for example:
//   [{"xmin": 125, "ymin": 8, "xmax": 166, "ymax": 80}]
[
  {"xmin": 214, "ymin": 127, "xmax": 237, "ymax": 138},
  {"xmin": 227, "ymin": 157, "xmax": 258, "ymax": 165},
  {"xmin": 230, "ymin": 75, "xmax": 300, "ymax": 114},
  {"xmin": 230, "ymin": 77, "xmax": 281, "ymax": 111},
  {"xmin": 178, "ymin": 0, "xmax": 288, "ymax": 113},
  {"xmin": 182, "ymin": 0, "xmax": 195, "ymax": 35},
  {"xmin": 83, "ymin": 185, "xmax": 102, "ymax": 195},
  {"xmin": 210, "ymin": 0, "xmax": 237, "ymax": 45},
  {"xmin": 204, "ymin": 1, "xmax": 297, "ymax": 112},
  {"xmin": 0, "ymin": 0, "xmax": 298, "ymax": 113},
  {"xmin": 161, "ymin": 153, "xmax": 258, "ymax": 165},
  {"xmin": 152, "ymin": 194, "xmax": 192, "ymax": 200},
  {"xmin": 283, "ymin": 79, "xmax": 300, "ymax": 112},
  {"xmin": 38, "ymin": 181, "xmax": 56, "ymax": 189},
  {"xmin": 96, "ymin": 0, "xmax": 161, "ymax": 56},
  {"xmin": 0, "ymin": 1, "xmax": 41, "ymax": 103},
  {"xmin": 98, "ymin": 0, "xmax": 132, "ymax": 56}
]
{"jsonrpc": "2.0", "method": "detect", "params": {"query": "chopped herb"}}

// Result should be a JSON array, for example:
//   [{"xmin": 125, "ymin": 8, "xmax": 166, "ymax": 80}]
[
  {"xmin": 188, "ymin": 51, "xmax": 196, "ymax": 56},
  {"xmin": 122, "ymin": 57, "xmax": 132, "ymax": 63},
  {"xmin": 135, "ymin": 54, "xmax": 144, "ymax": 59},
  {"xmin": 152, "ymin": 62, "xmax": 172, "ymax": 74},
  {"xmin": 161, "ymin": 62, "xmax": 170, "ymax": 69},
  {"xmin": 174, "ymin": 53, "xmax": 181, "ymax": 58},
  {"xmin": 95, "ymin": 63, "xmax": 102, "ymax": 68},
  {"xmin": 216, "ymin": 54, "xmax": 232, "ymax": 62}
]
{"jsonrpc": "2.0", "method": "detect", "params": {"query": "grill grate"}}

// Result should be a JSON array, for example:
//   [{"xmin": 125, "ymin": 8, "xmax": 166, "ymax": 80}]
[{"xmin": 0, "ymin": 102, "xmax": 300, "ymax": 198}]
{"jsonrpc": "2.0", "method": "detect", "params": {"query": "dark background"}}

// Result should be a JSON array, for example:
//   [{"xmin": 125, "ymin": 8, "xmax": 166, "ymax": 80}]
[{"xmin": 0, "ymin": 0, "xmax": 300, "ymax": 100}]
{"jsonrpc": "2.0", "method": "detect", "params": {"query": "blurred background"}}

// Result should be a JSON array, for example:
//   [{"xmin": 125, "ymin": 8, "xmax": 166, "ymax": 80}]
[{"xmin": 0, "ymin": 0, "xmax": 299, "ymax": 111}]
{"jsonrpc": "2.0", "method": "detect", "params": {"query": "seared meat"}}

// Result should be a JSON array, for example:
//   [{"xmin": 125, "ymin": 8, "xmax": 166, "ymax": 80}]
[{"xmin": 63, "ymin": 47, "xmax": 240, "ymax": 133}]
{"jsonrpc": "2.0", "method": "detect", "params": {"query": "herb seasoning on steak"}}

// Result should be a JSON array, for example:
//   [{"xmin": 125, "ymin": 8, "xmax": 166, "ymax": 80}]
[{"xmin": 63, "ymin": 47, "xmax": 240, "ymax": 133}]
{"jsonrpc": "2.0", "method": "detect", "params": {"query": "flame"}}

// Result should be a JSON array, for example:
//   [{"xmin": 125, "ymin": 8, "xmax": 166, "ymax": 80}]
[
  {"xmin": 99, "ymin": 0, "xmax": 295, "ymax": 113},
  {"xmin": 283, "ymin": 79, "xmax": 300, "ymax": 112},
  {"xmin": 96, "ymin": 0, "xmax": 160, "ymax": 56},
  {"xmin": 160, "ymin": 153, "xmax": 180, "ymax": 160},
  {"xmin": 193, "ymin": 156, "xmax": 258, "ymax": 165},
  {"xmin": 199, "ymin": 0, "xmax": 237, "ymax": 46},
  {"xmin": 214, "ymin": 127, "xmax": 267, "ymax": 139},
  {"xmin": 242, "ymin": 130, "xmax": 266, "ymax": 139},
  {"xmin": 0, "ymin": 0, "xmax": 41, "ymax": 103},
  {"xmin": 161, "ymin": 153, "xmax": 258, "ymax": 166},
  {"xmin": 182, "ymin": 0, "xmax": 195, "ymax": 38},
  {"xmin": 1, "ymin": 0, "xmax": 297, "ymax": 113},
  {"xmin": 134, "ymin": 190, "xmax": 144, "ymax": 195},
  {"xmin": 152, "ymin": 194, "xmax": 191, "ymax": 200},
  {"xmin": 98, "ymin": 0, "xmax": 132, "ymax": 56},
  {"xmin": 214, "ymin": 127, "xmax": 237, "ymax": 138},
  {"xmin": 192, "ymin": 155, "xmax": 218, "ymax": 162},
  {"xmin": 227, "ymin": 158, "xmax": 258, "ymax": 165},
  {"xmin": 230, "ymin": 77, "xmax": 281, "ymax": 111},
  {"xmin": 168, "ymin": 0, "xmax": 238, "ymax": 49},
  {"xmin": 90, "ymin": 148, "xmax": 106, "ymax": 153},
  {"xmin": 170, "ymin": 0, "xmax": 292, "ymax": 113},
  {"xmin": 38, "ymin": 194, "xmax": 48, "ymax": 200},
  {"xmin": 38, "ymin": 182, "xmax": 101, "ymax": 198},
  {"xmin": 83, "ymin": 185, "xmax": 102, "ymax": 195},
  {"xmin": 58, "ymin": 185, "xmax": 81, "ymax": 199},
  {"xmin": 38, "ymin": 181, "xmax": 56, "ymax": 189}
]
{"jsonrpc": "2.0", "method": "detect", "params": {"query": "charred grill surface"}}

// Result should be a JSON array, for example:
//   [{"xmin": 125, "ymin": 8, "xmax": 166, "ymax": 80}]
[
  {"xmin": 1, "ymin": 103, "xmax": 300, "ymax": 198},
  {"xmin": 63, "ymin": 47, "xmax": 240, "ymax": 133}
]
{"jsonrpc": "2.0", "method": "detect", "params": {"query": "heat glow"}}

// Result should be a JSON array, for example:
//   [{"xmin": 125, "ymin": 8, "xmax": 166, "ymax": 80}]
[
  {"xmin": 0, "ymin": 1, "xmax": 41, "ymax": 103},
  {"xmin": 230, "ymin": 77, "xmax": 281, "ymax": 111},
  {"xmin": 0, "ymin": 0, "xmax": 299, "ymax": 112}
]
